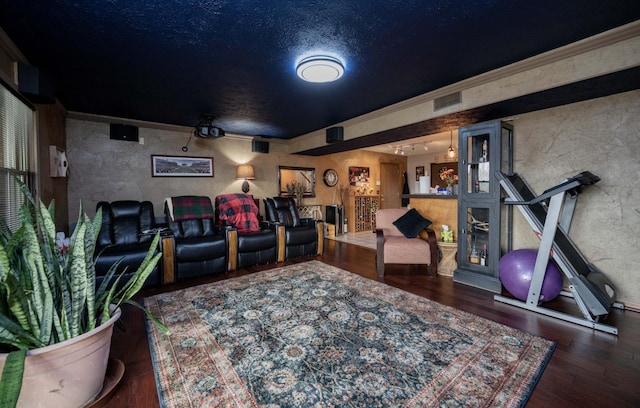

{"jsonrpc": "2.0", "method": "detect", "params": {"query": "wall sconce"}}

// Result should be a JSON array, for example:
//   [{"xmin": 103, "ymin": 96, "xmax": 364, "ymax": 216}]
[{"xmin": 236, "ymin": 164, "xmax": 255, "ymax": 193}]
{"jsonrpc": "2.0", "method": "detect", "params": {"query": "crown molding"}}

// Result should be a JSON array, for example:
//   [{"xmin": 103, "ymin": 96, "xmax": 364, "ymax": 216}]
[
  {"xmin": 66, "ymin": 111, "xmax": 255, "ymax": 140},
  {"xmin": 67, "ymin": 112, "xmax": 190, "ymax": 132},
  {"xmin": 0, "ymin": 26, "xmax": 27, "ymax": 63}
]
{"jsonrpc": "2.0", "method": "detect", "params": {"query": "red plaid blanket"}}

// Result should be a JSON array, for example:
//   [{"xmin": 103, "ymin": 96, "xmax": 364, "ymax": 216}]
[
  {"xmin": 215, "ymin": 194, "xmax": 260, "ymax": 233},
  {"xmin": 167, "ymin": 196, "xmax": 214, "ymax": 221}
]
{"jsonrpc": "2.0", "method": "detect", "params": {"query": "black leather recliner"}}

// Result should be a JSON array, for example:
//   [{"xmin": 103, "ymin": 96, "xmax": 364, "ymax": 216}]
[
  {"xmin": 95, "ymin": 200, "xmax": 161, "ymax": 288},
  {"xmin": 264, "ymin": 197, "xmax": 323, "ymax": 259},
  {"xmin": 165, "ymin": 196, "xmax": 230, "ymax": 281},
  {"xmin": 215, "ymin": 194, "xmax": 281, "ymax": 269}
]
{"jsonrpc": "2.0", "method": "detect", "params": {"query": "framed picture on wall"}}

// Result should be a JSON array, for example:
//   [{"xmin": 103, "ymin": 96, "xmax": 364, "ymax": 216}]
[
  {"xmin": 430, "ymin": 162, "xmax": 458, "ymax": 187},
  {"xmin": 348, "ymin": 166, "xmax": 370, "ymax": 194},
  {"xmin": 416, "ymin": 166, "xmax": 425, "ymax": 181},
  {"xmin": 151, "ymin": 155, "xmax": 214, "ymax": 177}
]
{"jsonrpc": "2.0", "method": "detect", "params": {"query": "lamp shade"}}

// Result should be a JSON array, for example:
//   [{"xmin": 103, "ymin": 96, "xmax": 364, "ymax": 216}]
[{"xmin": 236, "ymin": 164, "xmax": 255, "ymax": 180}]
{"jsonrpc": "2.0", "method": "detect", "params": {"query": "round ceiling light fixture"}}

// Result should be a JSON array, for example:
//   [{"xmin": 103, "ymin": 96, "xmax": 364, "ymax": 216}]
[{"xmin": 296, "ymin": 56, "xmax": 345, "ymax": 83}]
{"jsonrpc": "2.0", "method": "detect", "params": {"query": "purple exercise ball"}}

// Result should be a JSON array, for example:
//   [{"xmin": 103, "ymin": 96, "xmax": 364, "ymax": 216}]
[{"xmin": 498, "ymin": 249, "xmax": 563, "ymax": 302}]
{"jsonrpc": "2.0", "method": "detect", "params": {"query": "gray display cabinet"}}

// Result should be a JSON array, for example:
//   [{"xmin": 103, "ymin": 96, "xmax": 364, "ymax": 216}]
[{"xmin": 454, "ymin": 121, "xmax": 513, "ymax": 293}]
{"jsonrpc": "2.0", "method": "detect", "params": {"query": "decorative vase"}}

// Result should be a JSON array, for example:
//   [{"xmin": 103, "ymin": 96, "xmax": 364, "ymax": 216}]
[
  {"xmin": 296, "ymin": 192, "xmax": 303, "ymax": 206},
  {"xmin": 0, "ymin": 307, "xmax": 121, "ymax": 408},
  {"xmin": 446, "ymin": 183, "xmax": 454, "ymax": 194}
]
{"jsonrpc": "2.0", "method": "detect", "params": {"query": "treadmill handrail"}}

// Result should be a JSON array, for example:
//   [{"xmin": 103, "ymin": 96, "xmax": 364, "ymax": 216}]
[{"xmin": 503, "ymin": 171, "xmax": 600, "ymax": 206}]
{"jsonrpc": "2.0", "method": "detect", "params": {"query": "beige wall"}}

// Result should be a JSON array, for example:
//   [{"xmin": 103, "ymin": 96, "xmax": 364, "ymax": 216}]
[
  {"xmin": 65, "ymin": 119, "xmax": 406, "ymax": 221},
  {"xmin": 511, "ymin": 90, "xmax": 640, "ymax": 308}
]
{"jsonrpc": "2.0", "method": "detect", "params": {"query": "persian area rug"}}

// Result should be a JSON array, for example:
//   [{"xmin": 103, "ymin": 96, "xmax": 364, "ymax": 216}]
[{"xmin": 144, "ymin": 261, "xmax": 555, "ymax": 408}]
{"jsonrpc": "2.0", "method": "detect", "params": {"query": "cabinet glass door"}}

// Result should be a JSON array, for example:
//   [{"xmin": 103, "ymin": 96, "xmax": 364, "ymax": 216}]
[
  {"xmin": 460, "ymin": 206, "xmax": 491, "ymax": 271},
  {"xmin": 465, "ymin": 132, "xmax": 492, "ymax": 196},
  {"xmin": 466, "ymin": 207, "xmax": 489, "ymax": 264},
  {"xmin": 456, "ymin": 203, "xmax": 501, "ymax": 292}
]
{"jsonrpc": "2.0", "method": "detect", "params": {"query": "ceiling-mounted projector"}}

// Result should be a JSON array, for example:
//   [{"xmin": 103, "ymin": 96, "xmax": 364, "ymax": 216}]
[
  {"xmin": 195, "ymin": 125, "xmax": 225, "ymax": 138},
  {"xmin": 194, "ymin": 115, "xmax": 225, "ymax": 138}
]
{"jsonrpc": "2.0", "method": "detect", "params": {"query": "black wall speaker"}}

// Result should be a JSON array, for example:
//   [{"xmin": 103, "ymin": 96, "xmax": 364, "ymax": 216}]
[
  {"xmin": 252, "ymin": 140, "xmax": 270, "ymax": 153},
  {"xmin": 326, "ymin": 127, "xmax": 344, "ymax": 143},
  {"xmin": 110, "ymin": 124, "xmax": 139, "ymax": 142},
  {"xmin": 18, "ymin": 63, "xmax": 55, "ymax": 104}
]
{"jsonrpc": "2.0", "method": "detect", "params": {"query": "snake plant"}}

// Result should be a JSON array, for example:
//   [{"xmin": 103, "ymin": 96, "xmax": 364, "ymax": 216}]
[{"xmin": 0, "ymin": 180, "xmax": 168, "ymax": 407}]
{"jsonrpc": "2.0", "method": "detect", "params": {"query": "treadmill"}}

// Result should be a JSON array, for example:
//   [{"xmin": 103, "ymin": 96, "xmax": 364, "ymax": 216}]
[{"xmin": 495, "ymin": 171, "xmax": 622, "ymax": 335}]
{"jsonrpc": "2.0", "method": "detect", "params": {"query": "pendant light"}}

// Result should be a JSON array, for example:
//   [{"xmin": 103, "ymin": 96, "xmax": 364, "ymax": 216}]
[{"xmin": 447, "ymin": 131, "xmax": 456, "ymax": 159}]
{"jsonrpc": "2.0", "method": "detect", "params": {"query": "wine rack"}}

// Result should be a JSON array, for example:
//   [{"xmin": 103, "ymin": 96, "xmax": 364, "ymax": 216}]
[{"xmin": 353, "ymin": 195, "xmax": 380, "ymax": 232}]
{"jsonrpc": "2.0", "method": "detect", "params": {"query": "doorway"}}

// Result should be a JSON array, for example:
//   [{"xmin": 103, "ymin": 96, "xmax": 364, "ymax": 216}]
[{"xmin": 379, "ymin": 162, "xmax": 402, "ymax": 209}]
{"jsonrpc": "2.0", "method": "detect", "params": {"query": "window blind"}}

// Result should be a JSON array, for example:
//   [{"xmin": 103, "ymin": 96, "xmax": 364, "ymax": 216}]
[{"xmin": 1, "ymin": 82, "xmax": 35, "ymax": 232}]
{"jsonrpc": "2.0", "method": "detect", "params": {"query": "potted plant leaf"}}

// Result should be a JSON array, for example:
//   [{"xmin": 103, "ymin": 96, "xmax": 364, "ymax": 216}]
[{"xmin": 0, "ymin": 180, "xmax": 169, "ymax": 408}]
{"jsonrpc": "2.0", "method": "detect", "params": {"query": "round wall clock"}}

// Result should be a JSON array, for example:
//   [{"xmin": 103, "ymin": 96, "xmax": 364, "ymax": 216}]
[{"xmin": 323, "ymin": 168, "xmax": 339, "ymax": 187}]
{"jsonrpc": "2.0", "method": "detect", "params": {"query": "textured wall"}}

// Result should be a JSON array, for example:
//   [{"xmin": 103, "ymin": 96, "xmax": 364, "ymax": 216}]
[
  {"xmin": 511, "ymin": 90, "xmax": 640, "ymax": 307},
  {"xmin": 66, "ymin": 120, "xmax": 298, "ymax": 218},
  {"xmin": 65, "ymin": 120, "xmax": 405, "ymax": 221}
]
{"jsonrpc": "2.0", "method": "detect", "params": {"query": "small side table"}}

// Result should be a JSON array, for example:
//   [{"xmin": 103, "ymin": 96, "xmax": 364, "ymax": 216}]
[
  {"xmin": 297, "ymin": 205, "xmax": 322, "ymax": 220},
  {"xmin": 438, "ymin": 241, "xmax": 458, "ymax": 277}
]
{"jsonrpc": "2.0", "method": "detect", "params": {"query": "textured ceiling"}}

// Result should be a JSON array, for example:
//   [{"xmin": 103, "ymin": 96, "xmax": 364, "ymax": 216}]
[{"xmin": 1, "ymin": 1, "xmax": 639, "ymax": 139}]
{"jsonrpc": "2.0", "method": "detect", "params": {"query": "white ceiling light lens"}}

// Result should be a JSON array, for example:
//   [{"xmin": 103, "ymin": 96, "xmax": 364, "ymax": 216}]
[{"xmin": 297, "ymin": 56, "xmax": 345, "ymax": 83}]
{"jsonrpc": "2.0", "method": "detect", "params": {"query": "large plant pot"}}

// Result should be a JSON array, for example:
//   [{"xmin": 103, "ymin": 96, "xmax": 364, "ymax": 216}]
[{"xmin": 0, "ymin": 307, "xmax": 121, "ymax": 408}]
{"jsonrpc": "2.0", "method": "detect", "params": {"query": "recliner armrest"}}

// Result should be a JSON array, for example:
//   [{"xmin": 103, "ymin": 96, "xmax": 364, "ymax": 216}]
[
  {"xmin": 300, "ymin": 217, "xmax": 316, "ymax": 226},
  {"xmin": 261, "ymin": 220, "xmax": 279, "ymax": 230}
]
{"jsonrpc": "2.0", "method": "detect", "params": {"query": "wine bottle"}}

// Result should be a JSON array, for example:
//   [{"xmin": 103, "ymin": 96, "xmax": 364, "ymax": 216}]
[
  {"xmin": 480, "ymin": 243, "xmax": 488, "ymax": 266},
  {"xmin": 470, "ymin": 246, "xmax": 480, "ymax": 264}
]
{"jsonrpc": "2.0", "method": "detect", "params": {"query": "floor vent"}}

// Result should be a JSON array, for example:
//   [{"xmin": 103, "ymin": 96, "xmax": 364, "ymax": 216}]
[{"xmin": 434, "ymin": 92, "xmax": 461, "ymax": 111}]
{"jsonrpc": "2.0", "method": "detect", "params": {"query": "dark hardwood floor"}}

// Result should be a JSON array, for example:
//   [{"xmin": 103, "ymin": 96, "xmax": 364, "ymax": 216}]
[{"xmin": 108, "ymin": 239, "xmax": 640, "ymax": 407}]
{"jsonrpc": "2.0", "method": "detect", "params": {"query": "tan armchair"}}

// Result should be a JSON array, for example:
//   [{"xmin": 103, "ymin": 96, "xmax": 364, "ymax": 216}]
[{"xmin": 375, "ymin": 208, "xmax": 438, "ymax": 278}]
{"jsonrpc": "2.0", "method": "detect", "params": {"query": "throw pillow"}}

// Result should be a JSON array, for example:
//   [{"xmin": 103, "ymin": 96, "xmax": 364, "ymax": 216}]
[{"xmin": 392, "ymin": 208, "xmax": 432, "ymax": 238}]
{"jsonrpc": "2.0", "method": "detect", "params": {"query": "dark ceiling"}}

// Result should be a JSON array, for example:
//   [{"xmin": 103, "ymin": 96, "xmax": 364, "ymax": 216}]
[{"xmin": 1, "ymin": 1, "xmax": 639, "ymax": 140}]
